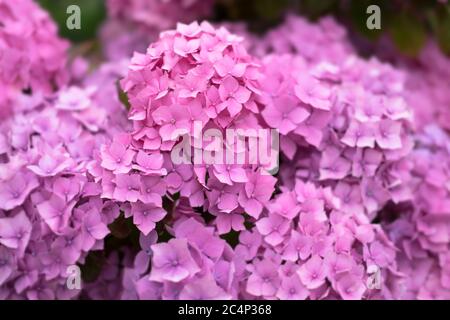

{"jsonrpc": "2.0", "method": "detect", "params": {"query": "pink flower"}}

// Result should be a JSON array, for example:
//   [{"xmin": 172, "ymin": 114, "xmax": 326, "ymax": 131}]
[
  {"xmin": 217, "ymin": 76, "xmax": 252, "ymax": 117},
  {"xmin": 238, "ymin": 172, "xmax": 276, "ymax": 218},
  {"xmin": 113, "ymin": 174, "xmax": 141, "ymax": 202},
  {"xmin": 375, "ymin": 119, "xmax": 402, "ymax": 149},
  {"xmin": 319, "ymin": 147, "xmax": 351, "ymax": 180},
  {"xmin": 139, "ymin": 176, "xmax": 166, "ymax": 205},
  {"xmin": 294, "ymin": 110, "xmax": 331, "ymax": 147},
  {"xmin": 335, "ymin": 273, "xmax": 366, "ymax": 300},
  {"xmin": 56, "ymin": 86, "xmax": 93, "ymax": 111},
  {"xmin": 212, "ymin": 164, "xmax": 248, "ymax": 185},
  {"xmin": 149, "ymin": 239, "xmax": 200, "ymax": 283},
  {"xmin": 81, "ymin": 211, "xmax": 110, "ymax": 251},
  {"xmin": 276, "ymin": 274, "xmax": 309, "ymax": 300},
  {"xmin": 235, "ymin": 230, "xmax": 262, "ymax": 261},
  {"xmin": 341, "ymin": 121, "xmax": 376, "ymax": 148},
  {"xmin": 256, "ymin": 213, "xmax": 290, "ymax": 246},
  {"xmin": 179, "ymin": 274, "xmax": 231, "ymax": 300},
  {"xmin": 131, "ymin": 202, "xmax": 166, "ymax": 235},
  {"xmin": 215, "ymin": 213, "xmax": 245, "ymax": 234},
  {"xmin": 0, "ymin": 247, "xmax": 14, "ymax": 286},
  {"xmin": 0, "ymin": 211, "xmax": 32, "ymax": 256},
  {"xmin": 132, "ymin": 151, "xmax": 166, "ymax": 175},
  {"xmin": 101, "ymin": 140, "xmax": 135, "ymax": 174},
  {"xmin": 295, "ymin": 74, "xmax": 334, "ymax": 111},
  {"xmin": 0, "ymin": 170, "xmax": 38, "ymax": 210},
  {"xmin": 262, "ymin": 95, "xmax": 310, "ymax": 135},
  {"xmin": 36, "ymin": 196, "xmax": 76, "ymax": 234},
  {"xmin": 246, "ymin": 260, "xmax": 280, "ymax": 297},
  {"xmin": 282, "ymin": 231, "xmax": 312, "ymax": 262},
  {"xmin": 267, "ymin": 191, "xmax": 300, "ymax": 219},
  {"xmin": 27, "ymin": 150, "xmax": 73, "ymax": 177},
  {"xmin": 297, "ymin": 255, "xmax": 327, "ymax": 289}
]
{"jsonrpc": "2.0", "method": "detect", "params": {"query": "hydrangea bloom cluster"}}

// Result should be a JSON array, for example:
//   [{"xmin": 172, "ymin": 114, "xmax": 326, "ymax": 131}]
[
  {"xmin": 249, "ymin": 180, "xmax": 399, "ymax": 300},
  {"xmin": 94, "ymin": 21, "xmax": 276, "ymax": 238},
  {"xmin": 401, "ymin": 42, "xmax": 450, "ymax": 132},
  {"xmin": 258, "ymin": 51, "xmax": 413, "ymax": 219},
  {"xmin": 0, "ymin": 0, "xmax": 68, "ymax": 93},
  {"xmin": 121, "ymin": 217, "xmax": 237, "ymax": 300},
  {"xmin": 384, "ymin": 125, "xmax": 450, "ymax": 299},
  {"xmin": 2, "ymin": 1, "xmax": 450, "ymax": 300},
  {"xmin": 255, "ymin": 15, "xmax": 354, "ymax": 64},
  {"xmin": 0, "ymin": 59, "xmax": 129, "ymax": 299},
  {"xmin": 117, "ymin": 181, "xmax": 399, "ymax": 300}
]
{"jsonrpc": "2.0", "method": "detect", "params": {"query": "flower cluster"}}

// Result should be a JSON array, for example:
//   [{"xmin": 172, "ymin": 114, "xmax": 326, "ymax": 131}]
[
  {"xmin": 118, "ymin": 181, "xmax": 398, "ymax": 300},
  {"xmin": 121, "ymin": 217, "xmax": 236, "ymax": 299},
  {"xmin": 384, "ymin": 125, "xmax": 450, "ymax": 299},
  {"xmin": 94, "ymin": 21, "xmax": 276, "ymax": 238},
  {"xmin": 0, "ymin": 59, "xmax": 129, "ymax": 299},
  {"xmin": 256, "ymin": 15, "xmax": 354, "ymax": 64},
  {"xmin": 258, "ymin": 51, "xmax": 413, "ymax": 219},
  {"xmin": 0, "ymin": 0, "xmax": 68, "ymax": 93},
  {"xmin": 402, "ymin": 42, "xmax": 450, "ymax": 132},
  {"xmin": 2, "ymin": 0, "xmax": 450, "ymax": 300},
  {"xmin": 248, "ymin": 180, "xmax": 398, "ymax": 300}
]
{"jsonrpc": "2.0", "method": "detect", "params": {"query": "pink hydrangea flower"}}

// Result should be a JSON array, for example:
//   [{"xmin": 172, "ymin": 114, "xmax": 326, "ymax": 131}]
[{"xmin": 0, "ymin": 0, "xmax": 68, "ymax": 93}]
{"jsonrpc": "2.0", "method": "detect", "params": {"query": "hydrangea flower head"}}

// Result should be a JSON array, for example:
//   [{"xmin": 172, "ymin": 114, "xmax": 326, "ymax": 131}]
[{"xmin": 0, "ymin": 0, "xmax": 68, "ymax": 93}]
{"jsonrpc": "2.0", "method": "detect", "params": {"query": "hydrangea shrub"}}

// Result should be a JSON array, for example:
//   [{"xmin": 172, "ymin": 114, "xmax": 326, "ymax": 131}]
[{"xmin": 1, "ymin": 0, "xmax": 450, "ymax": 300}]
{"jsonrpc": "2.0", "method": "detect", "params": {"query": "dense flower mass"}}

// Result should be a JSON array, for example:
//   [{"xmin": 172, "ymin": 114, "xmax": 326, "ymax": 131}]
[
  {"xmin": 255, "ymin": 15, "xmax": 354, "ymax": 64},
  {"xmin": 0, "ymin": 0, "xmax": 68, "ymax": 93},
  {"xmin": 384, "ymin": 125, "xmax": 450, "ymax": 299},
  {"xmin": 0, "ymin": 58, "xmax": 129, "ymax": 298},
  {"xmin": 258, "ymin": 53, "xmax": 413, "ymax": 220},
  {"xmin": 1, "ymin": 0, "xmax": 450, "ymax": 300},
  {"xmin": 94, "ymin": 21, "xmax": 276, "ymax": 239},
  {"xmin": 401, "ymin": 43, "xmax": 450, "ymax": 132}
]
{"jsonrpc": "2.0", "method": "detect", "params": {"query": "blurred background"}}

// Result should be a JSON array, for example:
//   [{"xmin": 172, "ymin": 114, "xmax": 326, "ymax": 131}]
[{"xmin": 38, "ymin": 0, "xmax": 450, "ymax": 57}]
